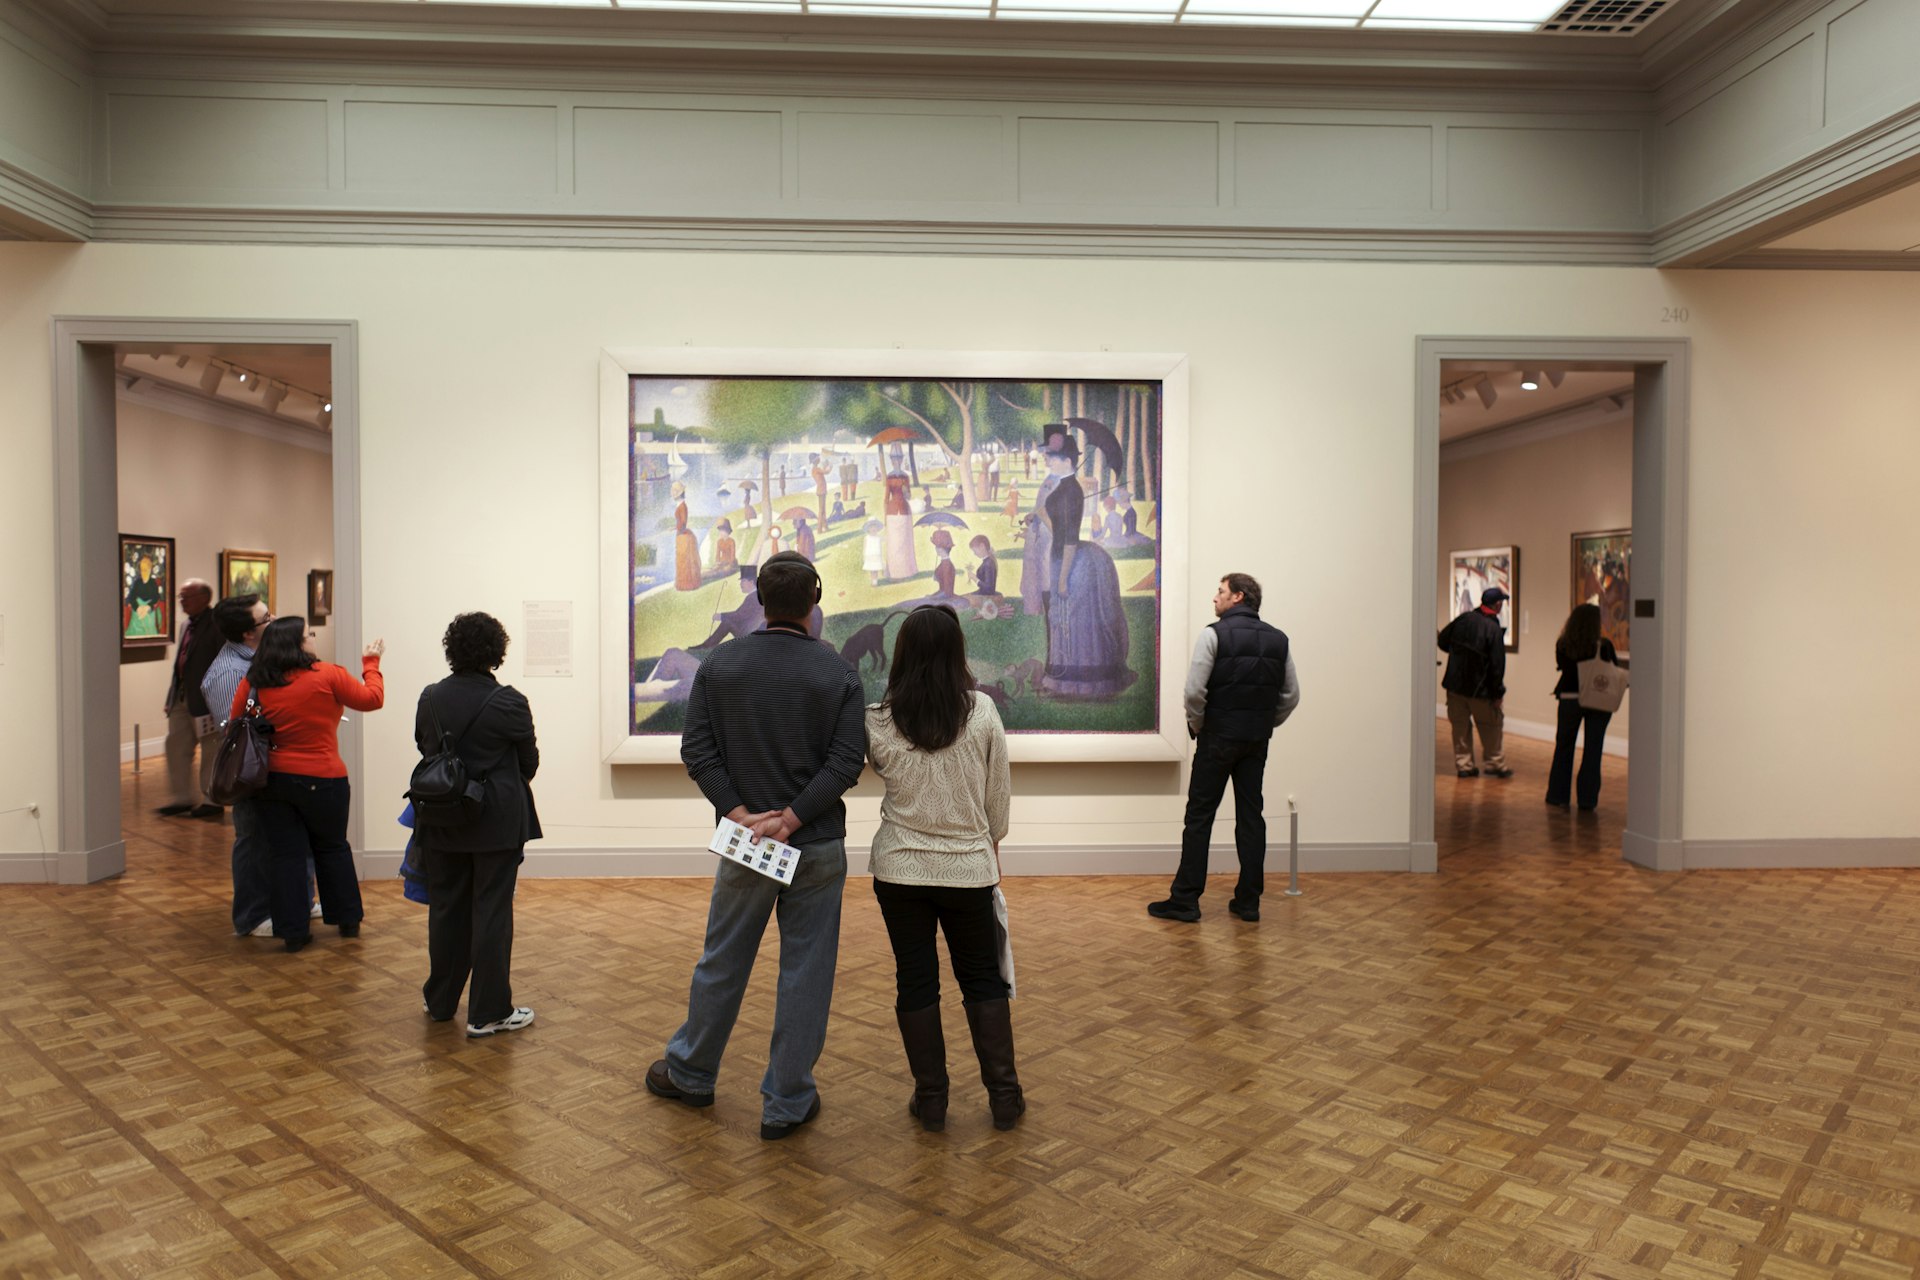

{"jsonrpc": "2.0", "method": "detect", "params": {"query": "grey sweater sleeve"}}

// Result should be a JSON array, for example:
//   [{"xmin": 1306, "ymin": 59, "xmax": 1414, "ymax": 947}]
[
  {"xmin": 1183, "ymin": 628, "xmax": 1218, "ymax": 736},
  {"xmin": 1274, "ymin": 652, "xmax": 1300, "ymax": 727}
]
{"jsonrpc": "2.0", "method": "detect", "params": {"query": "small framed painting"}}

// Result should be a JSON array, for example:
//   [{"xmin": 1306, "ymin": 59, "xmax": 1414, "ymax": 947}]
[
  {"xmin": 120, "ymin": 534, "xmax": 176, "ymax": 649},
  {"xmin": 308, "ymin": 569, "xmax": 333, "ymax": 626},
  {"xmin": 220, "ymin": 549, "xmax": 276, "ymax": 613},
  {"xmin": 1571, "ymin": 529, "xmax": 1631, "ymax": 660},
  {"xmin": 1448, "ymin": 545, "xmax": 1519, "ymax": 653}
]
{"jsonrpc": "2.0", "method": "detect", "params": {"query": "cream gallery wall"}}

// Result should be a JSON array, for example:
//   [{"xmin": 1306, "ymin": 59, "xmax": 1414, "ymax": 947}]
[{"xmin": 1, "ymin": 246, "xmax": 1916, "ymax": 873}]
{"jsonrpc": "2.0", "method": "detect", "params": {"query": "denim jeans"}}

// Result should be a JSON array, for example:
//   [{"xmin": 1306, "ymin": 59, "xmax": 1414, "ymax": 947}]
[
  {"xmin": 1170, "ymin": 732, "xmax": 1270, "ymax": 908},
  {"xmin": 230, "ymin": 798, "xmax": 269, "ymax": 933},
  {"xmin": 255, "ymin": 773, "xmax": 363, "ymax": 940},
  {"xmin": 665, "ymin": 838, "xmax": 847, "ymax": 1124},
  {"xmin": 1546, "ymin": 699, "xmax": 1613, "ymax": 810}
]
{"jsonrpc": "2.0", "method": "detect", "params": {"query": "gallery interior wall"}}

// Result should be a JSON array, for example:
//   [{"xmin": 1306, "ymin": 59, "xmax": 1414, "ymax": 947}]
[
  {"xmin": 1, "ymin": 244, "xmax": 1916, "ymax": 872},
  {"xmin": 1437, "ymin": 415, "xmax": 1633, "ymax": 746},
  {"xmin": 115, "ymin": 394, "xmax": 335, "ymax": 759}
]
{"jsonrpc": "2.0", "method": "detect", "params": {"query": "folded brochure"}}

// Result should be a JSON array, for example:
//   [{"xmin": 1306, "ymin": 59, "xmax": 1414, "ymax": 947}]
[{"xmin": 709, "ymin": 816, "xmax": 801, "ymax": 885}]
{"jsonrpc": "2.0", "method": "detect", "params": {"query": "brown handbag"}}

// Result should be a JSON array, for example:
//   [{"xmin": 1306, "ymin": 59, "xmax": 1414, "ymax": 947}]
[{"xmin": 206, "ymin": 694, "xmax": 273, "ymax": 804}]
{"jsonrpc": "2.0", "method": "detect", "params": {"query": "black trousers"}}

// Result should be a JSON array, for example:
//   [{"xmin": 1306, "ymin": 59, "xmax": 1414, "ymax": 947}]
[
  {"xmin": 1546, "ymin": 698, "xmax": 1613, "ymax": 810},
  {"xmin": 422, "ymin": 842, "xmax": 522, "ymax": 1025},
  {"xmin": 256, "ymin": 773, "xmax": 362, "ymax": 941},
  {"xmin": 1170, "ymin": 732, "xmax": 1269, "ymax": 907},
  {"xmin": 872, "ymin": 879, "xmax": 1007, "ymax": 1012}
]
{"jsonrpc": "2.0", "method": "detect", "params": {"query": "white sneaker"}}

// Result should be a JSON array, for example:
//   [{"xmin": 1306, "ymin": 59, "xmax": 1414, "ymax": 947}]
[
  {"xmin": 467, "ymin": 1007, "xmax": 535, "ymax": 1038},
  {"xmin": 248, "ymin": 920, "xmax": 273, "ymax": 937},
  {"xmin": 310, "ymin": 903, "xmax": 323, "ymax": 918}
]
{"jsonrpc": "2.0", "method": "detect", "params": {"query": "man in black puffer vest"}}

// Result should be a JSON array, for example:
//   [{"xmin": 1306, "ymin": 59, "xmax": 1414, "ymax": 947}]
[{"xmin": 1150, "ymin": 573, "xmax": 1299, "ymax": 924}]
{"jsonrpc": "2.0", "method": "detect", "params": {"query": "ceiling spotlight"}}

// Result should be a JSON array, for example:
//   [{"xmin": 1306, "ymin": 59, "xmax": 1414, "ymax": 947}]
[
  {"xmin": 262, "ymin": 381, "xmax": 288, "ymax": 413},
  {"xmin": 1519, "ymin": 371, "xmax": 1540, "ymax": 391},
  {"xmin": 199, "ymin": 361, "xmax": 225, "ymax": 395},
  {"xmin": 1546, "ymin": 369, "xmax": 1566, "ymax": 389},
  {"xmin": 236, "ymin": 370, "xmax": 249, "ymax": 384},
  {"xmin": 318, "ymin": 407, "xmax": 333, "ymax": 430},
  {"xmin": 1475, "ymin": 376, "xmax": 1497, "ymax": 410},
  {"xmin": 322, "ymin": 400, "xmax": 333, "ymax": 413}
]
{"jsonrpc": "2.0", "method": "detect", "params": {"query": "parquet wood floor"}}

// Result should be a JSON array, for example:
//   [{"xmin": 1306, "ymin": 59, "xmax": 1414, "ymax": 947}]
[{"xmin": 3, "ymin": 735, "xmax": 1918, "ymax": 1279}]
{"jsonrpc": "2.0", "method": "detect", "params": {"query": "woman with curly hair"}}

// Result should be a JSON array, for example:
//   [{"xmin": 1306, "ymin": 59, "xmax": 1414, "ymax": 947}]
[{"xmin": 416, "ymin": 612, "xmax": 542, "ymax": 1037}]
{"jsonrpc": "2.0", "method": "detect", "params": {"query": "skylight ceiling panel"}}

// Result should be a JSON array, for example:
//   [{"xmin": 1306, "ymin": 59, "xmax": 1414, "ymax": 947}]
[
  {"xmin": 1366, "ymin": 0, "xmax": 1563, "ymax": 21},
  {"xmin": 810, "ymin": 2, "xmax": 990, "ymax": 12},
  {"xmin": 612, "ymin": 0, "xmax": 803, "ymax": 9},
  {"xmin": 997, "ymin": 0, "xmax": 1181, "ymax": 11},
  {"xmin": 1178, "ymin": 14, "xmax": 1360, "ymax": 25},
  {"xmin": 1179, "ymin": 0, "xmax": 1371, "ymax": 12}
]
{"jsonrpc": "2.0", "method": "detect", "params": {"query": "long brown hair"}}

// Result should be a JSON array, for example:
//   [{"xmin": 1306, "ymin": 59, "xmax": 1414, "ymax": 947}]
[
  {"xmin": 880, "ymin": 605, "xmax": 976, "ymax": 751},
  {"xmin": 1556, "ymin": 603, "xmax": 1604, "ymax": 666}
]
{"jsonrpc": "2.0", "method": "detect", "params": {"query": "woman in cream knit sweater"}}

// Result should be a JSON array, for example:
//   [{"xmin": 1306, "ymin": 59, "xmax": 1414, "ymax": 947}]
[{"xmin": 866, "ymin": 605, "xmax": 1022, "ymax": 1132}]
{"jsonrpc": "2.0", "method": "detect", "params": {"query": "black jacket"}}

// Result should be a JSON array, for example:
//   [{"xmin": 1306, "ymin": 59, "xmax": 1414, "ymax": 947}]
[
  {"xmin": 1553, "ymin": 637, "xmax": 1620, "ymax": 697},
  {"xmin": 1203, "ymin": 606, "xmax": 1292, "ymax": 741},
  {"xmin": 1437, "ymin": 608, "xmax": 1507, "ymax": 700},
  {"xmin": 413, "ymin": 673, "xmax": 542, "ymax": 853},
  {"xmin": 173, "ymin": 611, "xmax": 227, "ymax": 716}
]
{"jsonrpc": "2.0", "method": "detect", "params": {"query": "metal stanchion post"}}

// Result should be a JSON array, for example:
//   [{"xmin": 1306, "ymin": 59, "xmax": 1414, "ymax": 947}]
[
  {"xmin": 133, "ymin": 722, "xmax": 142, "ymax": 774},
  {"xmin": 1285, "ymin": 796, "xmax": 1302, "ymax": 896}
]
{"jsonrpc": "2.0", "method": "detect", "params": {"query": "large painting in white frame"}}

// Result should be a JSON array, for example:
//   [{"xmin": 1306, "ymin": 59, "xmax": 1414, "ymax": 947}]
[{"xmin": 600, "ymin": 347, "xmax": 1190, "ymax": 764}]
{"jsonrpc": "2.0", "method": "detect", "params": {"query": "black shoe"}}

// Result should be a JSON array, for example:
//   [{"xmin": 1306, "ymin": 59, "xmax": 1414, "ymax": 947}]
[
  {"xmin": 1578, "ymin": 805, "xmax": 1598, "ymax": 814},
  {"xmin": 1485, "ymin": 767, "xmax": 1514, "ymax": 779},
  {"xmin": 1456, "ymin": 768, "xmax": 1479, "ymax": 778},
  {"xmin": 1546, "ymin": 799, "xmax": 1571, "ymax": 810},
  {"xmin": 1227, "ymin": 900, "xmax": 1260, "ymax": 922},
  {"xmin": 283, "ymin": 934, "xmax": 312, "ymax": 953},
  {"xmin": 189, "ymin": 804, "xmax": 225, "ymax": 820},
  {"xmin": 645, "ymin": 1060, "xmax": 714, "ymax": 1108},
  {"xmin": 1147, "ymin": 899, "xmax": 1200, "ymax": 922},
  {"xmin": 760, "ymin": 1095, "xmax": 821, "ymax": 1141},
  {"xmin": 156, "ymin": 803, "xmax": 194, "ymax": 816},
  {"xmin": 338, "ymin": 923, "xmax": 360, "ymax": 938}
]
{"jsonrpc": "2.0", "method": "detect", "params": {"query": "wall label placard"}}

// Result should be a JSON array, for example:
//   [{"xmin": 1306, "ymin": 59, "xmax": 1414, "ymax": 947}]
[{"xmin": 523, "ymin": 601, "xmax": 574, "ymax": 678}]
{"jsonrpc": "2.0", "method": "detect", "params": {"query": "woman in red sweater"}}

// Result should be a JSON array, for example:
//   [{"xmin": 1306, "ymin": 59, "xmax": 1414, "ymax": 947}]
[{"xmin": 232, "ymin": 617, "xmax": 386, "ymax": 952}]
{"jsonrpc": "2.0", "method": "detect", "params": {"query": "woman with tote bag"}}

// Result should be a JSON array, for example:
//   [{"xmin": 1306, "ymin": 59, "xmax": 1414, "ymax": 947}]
[
  {"xmin": 1546, "ymin": 603, "xmax": 1625, "ymax": 813},
  {"xmin": 866, "ymin": 605, "xmax": 1023, "ymax": 1132}
]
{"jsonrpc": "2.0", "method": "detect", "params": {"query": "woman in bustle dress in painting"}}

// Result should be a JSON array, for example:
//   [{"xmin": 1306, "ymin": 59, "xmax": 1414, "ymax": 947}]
[
  {"xmin": 884, "ymin": 470, "xmax": 918, "ymax": 582},
  {"xmin": 1035, "ymin": 426, "xmax": 1134, "ymax": 699},
  {"xmin": 672, "ymin": 483, "xmax": 701, "ymax": 591}
]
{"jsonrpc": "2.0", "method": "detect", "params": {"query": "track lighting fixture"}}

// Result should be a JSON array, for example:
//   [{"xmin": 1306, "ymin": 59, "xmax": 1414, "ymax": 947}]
[
  {"xmin": 1520, "ymin": 371, "xmax": 1540, "ymax": 391},
  {"xmin": 318, "ymin": 406, "xmax": 333, "ymax": 430},
  {"xmin": 322, "ymin": 401, "xmax": 332, "ymax": 413},
  {"xmin": 235, "ymin": 369, "xmax": 250, "ymax": 385},
  {"xmin": 261, "ymin": 381, "xmax": 288, "ymax": 413},
  {"xmin": 174, "ymin": 355, "xmax": 191, "ymax": 368},
  {"xmin": 199, "ymin": 361, "xmax": 226, "ymax": 395},
  {"xmin": 1546, "ymin": 369, "xmax": 1566, "ymax": 389},
  {"xmin": 1475, "ymin": 375, "xmax": 1497, "ymax": 410}
]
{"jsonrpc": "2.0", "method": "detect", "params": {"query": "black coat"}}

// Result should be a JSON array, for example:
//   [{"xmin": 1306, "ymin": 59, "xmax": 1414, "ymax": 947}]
[
  {"xmin": 1437, "ymin": 608, "xmax": 1507, "ymax": 700},
  {"xmin": 175, "ymin": 612, "xmax": 227, "ymax": 716},
  {"xmin": 414, "ymin": 673, "xmax": 542, "ymax": 853}
]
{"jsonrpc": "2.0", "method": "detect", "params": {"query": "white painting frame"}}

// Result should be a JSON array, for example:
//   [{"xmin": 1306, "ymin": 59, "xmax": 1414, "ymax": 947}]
[{"xmin": 600, "ymin": 346, "xmax": 1191, "ymax": 765}]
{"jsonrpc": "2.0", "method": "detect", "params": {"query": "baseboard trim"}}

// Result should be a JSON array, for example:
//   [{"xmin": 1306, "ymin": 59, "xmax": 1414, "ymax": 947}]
[
  {"xmin": 0, "ymin": 852, "xmax": 62, "ymax": 884},
  {"xmin": 1438, "ymin": 706, "xmax": 1626, "ymax": 757},
  {"xmin": 120, "ymin": 734, "xmax": 168, "ymax": 765},
  {"xmin": 1, "ymin": 841, "xmax": 127, "ymax": 885},
  {"xmin": 358, "ymin": 841, "xmax": 1419, "ymax": 880},
  {"xmin": 1622, "ymin": 829, "xmax": 1682, "ymax": 872},
  {"xmin": 1682, "ymin": 837, "xmax": 1920, "ymax": 871}
]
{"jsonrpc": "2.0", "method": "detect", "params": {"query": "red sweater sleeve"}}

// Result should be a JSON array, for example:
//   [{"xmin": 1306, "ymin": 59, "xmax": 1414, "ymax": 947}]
[
  {"xmin": 230, "ymin": 677, "xmax": 251, "ymax": 724},
  {"xmin": 332, "ymin": 655, "xmax": 385, "ymax": 712}
]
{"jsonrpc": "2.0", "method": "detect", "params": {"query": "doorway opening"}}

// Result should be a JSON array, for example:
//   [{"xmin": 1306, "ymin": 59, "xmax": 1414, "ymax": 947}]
[
  {"xmin": 1412, "ymin": 339, "xmax": 1688, "ymax": 874},
  {"xmin": 50, "ymin": 319, "xmax": 360, "ymax": 886}
]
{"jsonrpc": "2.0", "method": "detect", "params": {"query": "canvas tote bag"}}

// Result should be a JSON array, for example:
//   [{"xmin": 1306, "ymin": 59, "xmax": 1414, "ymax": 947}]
[{"xmin": 1576, "ymin": 646, "xmax": 1629, "ymax": 713}]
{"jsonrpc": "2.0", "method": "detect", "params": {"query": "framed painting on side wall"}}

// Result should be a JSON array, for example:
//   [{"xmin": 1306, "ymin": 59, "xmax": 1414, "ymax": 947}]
[
  {"xmin": 120, "ymin": 534, "xmax": 176, "ymax": 650},
  {"xmin": 308, "ymin": 569, "xmax": 333, "ymax": 627},
  {"xmin": 220, "ymin": 549, "xmax": 277, "ymax": 614},
  {"xmin": 1448, "ymin": 546, "xmax": 1519, "ymax": 653},
  {"xmin": 1571, "ymin": 529, "xmax": 1631, "ymax": 660},
  {"xmin": 599, "ymin": 347, "xmax": 1191, "ymax": 765}
]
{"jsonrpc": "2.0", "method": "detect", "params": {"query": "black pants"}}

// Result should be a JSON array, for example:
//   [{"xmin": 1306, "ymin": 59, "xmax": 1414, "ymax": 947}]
[
  {"xmin": 256, "ymin": 773, "xmax": 362, "ymax": 941},
  {"xmin": 1170, "ymin": 733, "xmax": 1269, "ymax": 907},
  {"xmin": 1546, "ymin": 698, "xmax": 1613, "ymax": 810},
  {"xmin": 872, "ymin": 879, "xmax": 1007, "ymax": 1012},
  {"xmin": 423, "ymin": 841, "xmax": 522, "ymax": 1024}
]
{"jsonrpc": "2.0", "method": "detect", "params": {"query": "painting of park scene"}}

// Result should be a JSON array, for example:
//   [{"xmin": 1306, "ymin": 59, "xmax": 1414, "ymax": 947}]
[{"xmin": 627, "ymin": 374, "xmax": 1164, "ymax": 737}]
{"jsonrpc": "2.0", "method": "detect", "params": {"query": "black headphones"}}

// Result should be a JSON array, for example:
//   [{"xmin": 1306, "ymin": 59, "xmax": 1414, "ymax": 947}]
[{"xmin": 756, "ymin": 553, "xmax": 823, "ymax": 606}]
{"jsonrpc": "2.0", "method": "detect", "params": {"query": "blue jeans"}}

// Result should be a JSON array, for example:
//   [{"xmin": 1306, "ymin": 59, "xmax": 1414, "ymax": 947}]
[
  {"xmin": 1546, "ymin": 699, "xmax": 1613, "ymax": 810},
  {"xmin": 230, "ymin": 797, "xmax": 269, "ymax": 934},
  {"xmin": 666, "ymin": 838, "xmax": 847, "ymax": 1124},
  {"xmin": 255, "ymin": 773, "xmax": 363, "ymax": 940}
]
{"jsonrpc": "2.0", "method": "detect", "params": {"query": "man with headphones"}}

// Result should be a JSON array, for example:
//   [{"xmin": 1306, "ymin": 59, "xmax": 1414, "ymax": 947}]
[
  {"xmin": 693, "ymin": 562, "xmax": 827, "ymax": 651},
  {"xmin": 650, "ymin": 551, "xmax": 869, "ymax": 1140}
]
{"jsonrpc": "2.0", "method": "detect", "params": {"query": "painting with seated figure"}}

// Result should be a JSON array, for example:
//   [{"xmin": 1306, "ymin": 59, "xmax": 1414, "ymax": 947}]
[{"xmin": 624, "ymin": 373, "xmax": 1166, "ymax": 741}]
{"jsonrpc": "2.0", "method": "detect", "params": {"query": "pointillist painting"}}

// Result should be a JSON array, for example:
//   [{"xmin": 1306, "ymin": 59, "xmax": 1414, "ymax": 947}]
[
  {"xmin": 1572, "ymin": 529, "xmax": 1631, "ymax": 660},
  {"xmin": 625, "ymin": 375, "xmax": 1165, "ymax": 738},
  {"xmin": 220, "ymin": 549, "xmax": 276, "ymax": 614},
  {"xmin": 1448, "ymin": 546, "xmax": 1519, "ymax": 653},
  {"xmin": 120, "ymin": 534, "xmax": 176, "ymax": 649}
]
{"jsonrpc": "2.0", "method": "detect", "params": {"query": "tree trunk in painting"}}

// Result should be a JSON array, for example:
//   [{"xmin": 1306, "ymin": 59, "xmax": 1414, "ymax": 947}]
[{"xmin": 936, "ymin": 381, "xmax": 979, "ymax": 512}]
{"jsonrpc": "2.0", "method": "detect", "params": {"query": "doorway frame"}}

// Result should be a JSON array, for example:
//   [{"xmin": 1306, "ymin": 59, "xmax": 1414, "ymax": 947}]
[
  {"xmin": 1412, "ymin": 337, "xmax": 1690, "ymax": 873},
  {"xmin": 51, "ymin": 317, "xmax": 361, "ymax": 884}
]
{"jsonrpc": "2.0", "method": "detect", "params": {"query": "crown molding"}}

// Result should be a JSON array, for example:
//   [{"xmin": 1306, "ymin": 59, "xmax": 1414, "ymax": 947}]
[
  {"xmin": 0, "ymin": 157, "xmax": 92, "ymax": 239},
  {"xmin": 83, "ymin": 204, "xmax": 1658, "ymax": 263},
  {"xmin": 1713, "ymin": 249, "xmax": 1920, "ymax": 270}
]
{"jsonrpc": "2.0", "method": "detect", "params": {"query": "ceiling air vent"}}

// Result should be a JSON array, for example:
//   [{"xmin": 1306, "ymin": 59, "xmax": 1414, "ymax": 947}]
[{"xmin": 1540, "ymin": 0, "xmax": 1672, "ymax": 35}]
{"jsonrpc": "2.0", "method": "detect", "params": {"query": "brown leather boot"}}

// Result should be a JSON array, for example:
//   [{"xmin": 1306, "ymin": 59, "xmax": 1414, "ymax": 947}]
[
  {"xmin": 964, "ymin": 998, "xmax": 1025, "ymax": 1131},
  {"xmin": 896, "ymin": 1003, "xmax": 948, "ymax": 1132}
]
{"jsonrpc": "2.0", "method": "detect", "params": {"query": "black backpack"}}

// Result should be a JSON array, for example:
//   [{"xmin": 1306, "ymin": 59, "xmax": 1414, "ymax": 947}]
[{"xmin": 407, "ymin": 685, "xmax": 504, "ymax": 828}]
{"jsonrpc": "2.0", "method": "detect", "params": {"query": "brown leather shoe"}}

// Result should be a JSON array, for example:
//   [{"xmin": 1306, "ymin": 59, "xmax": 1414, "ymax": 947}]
[{"xmin": 645, "ymin": 1059, "xmax": 714, "ymax": 1108}]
